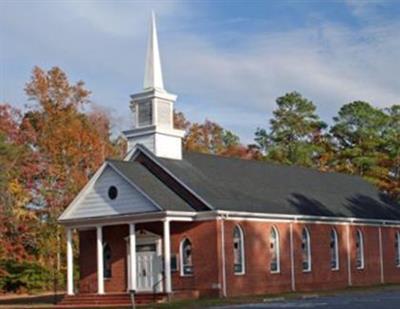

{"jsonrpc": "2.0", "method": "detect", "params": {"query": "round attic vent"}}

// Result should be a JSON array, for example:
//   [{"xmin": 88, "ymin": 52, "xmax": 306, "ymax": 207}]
[{"xmin": 108, "ymin": 186, "xmax": 118, "ymax": 200}]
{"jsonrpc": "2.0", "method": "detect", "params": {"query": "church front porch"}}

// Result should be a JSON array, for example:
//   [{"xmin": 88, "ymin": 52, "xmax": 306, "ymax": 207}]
[{"xmin": 60, "ymin": 214, "xmax": 219, "ymax": 307}]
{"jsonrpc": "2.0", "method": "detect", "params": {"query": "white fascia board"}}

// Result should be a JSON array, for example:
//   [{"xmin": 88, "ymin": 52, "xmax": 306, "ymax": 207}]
[
  {"xmin": 123, "ymin": 126, "xmax": 184, "ymax": 139},
  {"xmin": 62, "ymin": 211, "xmax": 168, "ymax": 229},
  {"xmin": 192, "ymin": 210, "xmax": 400, "ymax": 227},
  {"xmin": 58, "ymin": 162, "xmax": 108, "ymax": 222},
  {"xmin": 61, "ymin": 211, "xmax": 197, "ymax": 229},
  {"xmin": 211, "ymin": 210, "xmax": 400, "ymax": 226},
  {"xmin": 130, "ymin": 88, "xmax": 177, "ymax": 102}
]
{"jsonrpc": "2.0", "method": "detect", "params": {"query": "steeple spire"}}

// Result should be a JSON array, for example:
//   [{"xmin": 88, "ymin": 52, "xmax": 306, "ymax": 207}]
[
  {"xmin": 143, "ymin": 11, "xmax": 164, "ymax": 90},
  {"xmin": 124, "ymin": 11, "xmax": 184, "ymax": 160}
]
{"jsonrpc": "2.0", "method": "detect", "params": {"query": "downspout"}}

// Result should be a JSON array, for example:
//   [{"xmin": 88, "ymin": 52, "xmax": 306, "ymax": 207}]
[
  {"xmin": 347, "ymin": 223, "xmax": 352, "ymax": 287},
  {"xmin": 289, "ymin": 223, "xmax": 296, "ymax": 292},
  {"xmin": 220, "ymin": 215, "xmax": 227, "ymax": 297},
  {"xmin": 379, "ymin": 227, "xmax": 384, "ymax": 284}
]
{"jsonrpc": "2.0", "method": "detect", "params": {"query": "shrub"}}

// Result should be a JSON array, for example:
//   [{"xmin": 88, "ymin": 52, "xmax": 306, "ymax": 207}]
[{"xmin": 0, "ymin": 259, "xmax": 60, "ymax": 293}]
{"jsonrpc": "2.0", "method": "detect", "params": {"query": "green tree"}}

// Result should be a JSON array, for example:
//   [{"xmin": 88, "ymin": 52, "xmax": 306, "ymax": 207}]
[
  {"xmin": 255, "ymin": 91, "xmax": 328, "ymax": 167},
  {"xmin": 381, "ymin": 105, "xmax": 400, "ymax": 199},
  {"xmin": 330, "ymin": 101, "xmax": 389, "ymax": 178}
]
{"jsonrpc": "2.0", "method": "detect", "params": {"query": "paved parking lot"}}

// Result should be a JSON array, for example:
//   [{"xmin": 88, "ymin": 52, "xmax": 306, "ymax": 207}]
[{"xmin": 214, "ymin": 290, "xmax": 400, "ymax": 308}]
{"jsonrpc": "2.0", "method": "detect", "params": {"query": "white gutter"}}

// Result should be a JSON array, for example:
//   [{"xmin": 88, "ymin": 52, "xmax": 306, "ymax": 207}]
[
  {"xmin": 219, "ymin": 214, "xmax": 227, "ymax": 297},
  {"xmin": 289, "ymin": 223, "xmax": 296, "ymax": 292},
  {"xmin": 59, "ymin": 211, "xmax": 197, "ymax": 229},
  {"xmin": 211, "ymin": 210, "xmax": 400, "ymax": 226}
]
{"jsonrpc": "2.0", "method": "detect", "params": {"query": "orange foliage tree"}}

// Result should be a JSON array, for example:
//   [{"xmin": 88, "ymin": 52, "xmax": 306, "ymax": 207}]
[{"xmin": 174, "ymin": 110, "xmax": 261, "ymax": 160}]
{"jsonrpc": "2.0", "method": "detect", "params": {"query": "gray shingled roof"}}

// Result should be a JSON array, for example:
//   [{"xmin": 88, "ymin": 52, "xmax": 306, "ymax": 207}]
[
  {"xmin": 154, "ymin": 151, "xmax": 400, "ymax": 221},
  {"xmin": 107, "ymin": 160, "xmax": 193, "ymax": 212}
]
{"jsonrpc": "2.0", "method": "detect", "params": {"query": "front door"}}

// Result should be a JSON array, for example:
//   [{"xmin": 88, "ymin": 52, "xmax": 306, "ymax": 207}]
[
  {"xmin": 136, "ymin": 244, "xmax": 158, "ymax": 292},
  {"xmin": 126, "ymin": 231, "xmax": 162, "ymax": 293}
]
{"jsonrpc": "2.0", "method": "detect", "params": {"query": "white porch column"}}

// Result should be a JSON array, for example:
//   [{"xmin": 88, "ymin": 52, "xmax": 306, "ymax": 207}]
[
  {"xmin": 163, "ymin": 219, "xmax": 172, "ymax": 293},
  {"xmin": 97, "ymin": 226, "xmax": 104, "ymax": 294},
  {"xmin": 66, "ymin": 228, "xmax": 74, "ymax": 295},
  {"xmin": 129, "ymin": 223, "xmax": 137, "ymax": 291}
]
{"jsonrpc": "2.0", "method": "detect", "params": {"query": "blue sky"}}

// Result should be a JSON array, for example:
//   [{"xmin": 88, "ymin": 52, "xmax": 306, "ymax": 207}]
[{"xmin": 1, "ymin": 0, "xmax": 400, "ymax": 143}]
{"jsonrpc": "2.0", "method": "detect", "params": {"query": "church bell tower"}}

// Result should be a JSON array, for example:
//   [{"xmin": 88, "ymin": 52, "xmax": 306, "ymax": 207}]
[{"xmin": 123, "ymin": 12, "xmax": 184, "ymax": 160}]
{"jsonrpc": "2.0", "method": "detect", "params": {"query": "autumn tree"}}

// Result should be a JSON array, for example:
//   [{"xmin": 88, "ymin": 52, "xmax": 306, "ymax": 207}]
[
  {"xmin": 0, "ymin": 104, "xmax": 39, "ymax": 264},
  {"xmin": 381, "ymin": 105, "xmax": 400, "ymax": 198},
  {"xmin": 21, "ymin": 66, "xmax": 118, "ymax": 274},
  {"xmin": 255, "ymin": 91, "xmax": 328, "ymax": 167}
]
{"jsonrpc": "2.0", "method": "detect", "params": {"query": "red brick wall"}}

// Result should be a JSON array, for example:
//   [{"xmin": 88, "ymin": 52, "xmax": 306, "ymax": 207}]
[
  {"xmin": 79, "ymin": 229, "xmax": 97, "ymax": 293},
  {"xmin": 223, "ymin": 221, "xmax": 400, "ymax": 296},
  {"xmin": 381, "ymin": 227, "xmax": 400, "ymax": 284},
  {"xmin": 348, "ymin": 225, "xmax": 381, "ymax": 286},
  {"xmin": 77, "ymin": 220, "xmax": 400, "ymax": 297},
  {"xmin": 170, "ymin": 220, "xmax": 221, "ymax": 298},
  {"xmin": 78, "ymin": 225, "xmax": 129, "ymax": 293},
  {"xmin": 223, "ymin": 221, "xmax": 292, "ymax": 296},
  {"xmin": 103, "ymin": 225, "xmax": 129, "ymax": 292},
  {"xmin": 292, "ymin": 223, "xmax": 348, "ymax": 292}
]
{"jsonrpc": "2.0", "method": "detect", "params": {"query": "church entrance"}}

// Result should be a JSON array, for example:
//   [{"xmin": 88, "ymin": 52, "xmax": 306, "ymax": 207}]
[{"xmin": 126, "ymin": 230, "xmax": 163, "ymax": 293}]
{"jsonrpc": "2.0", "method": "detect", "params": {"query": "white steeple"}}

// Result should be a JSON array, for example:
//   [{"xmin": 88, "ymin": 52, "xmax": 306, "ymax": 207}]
[
  {"xmin": 143, "ymin": 11, "xmax": 164, "ymax": 90},
  {"xmin": 123, "ymin": 12, "xmax": 184, "ymax": 160}
]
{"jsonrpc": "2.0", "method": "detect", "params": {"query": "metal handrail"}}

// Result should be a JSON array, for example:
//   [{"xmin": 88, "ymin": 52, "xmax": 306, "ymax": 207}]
[{"xmin": 152, "ymin": 272, "xmax": 165, "ymax": 303}]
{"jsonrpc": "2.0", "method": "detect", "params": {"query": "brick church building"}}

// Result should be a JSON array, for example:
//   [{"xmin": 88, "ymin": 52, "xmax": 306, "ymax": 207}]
[{"xmin": 58, "ymin": 13, "xmax": 400, "ymax": 307}]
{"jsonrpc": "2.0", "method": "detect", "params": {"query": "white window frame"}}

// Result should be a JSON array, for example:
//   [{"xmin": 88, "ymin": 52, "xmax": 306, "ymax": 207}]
[
  {"xmin": 330, "ymin": 228, "xmax": 339, "ymax": 271},
  {"xmin": 302, "ymin": 227, "xmax": 312, "ymax": 272},
  {"xmin": 396, "ymin": 232, "xmax": 400, "ymax": 267},
  {"xmin": 270, "ymin": 226, "xmax": 280, "ymax": 273},
  {"xmin": 233, "ymin": 225, "xmax": 245, "ymax": 275},
  {"xmin": 356, "ymin": 229, "xmax": 365, "ymax": 270},
  {"xmin": 179, "ymin": 238, "xmax": 193, "ymax": 277}
]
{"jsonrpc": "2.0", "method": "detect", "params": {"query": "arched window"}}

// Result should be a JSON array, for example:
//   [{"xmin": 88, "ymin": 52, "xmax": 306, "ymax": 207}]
[
  {"xmin": 330, "ymin": 228, "xmax": 339, "ymax": 270},
  {"xmin": 103, "ymin": 243, "xmax": 112, "ymax": 279},
  {"xmin": 233, "ymin": 225, "xmax": 245, "ymax": 274},
  {"xmin": 270, "ymin": 226, "xmax": 280, "ymax": 273},
  {"xmin": 180, "ymin": 238, "xmax": 193, "ymax": 276},
  {"xmin": 395, "ymin": 232, "xmax": 400, "ymax": 267},
  {"xmin": 302, "ymin": 227, "xmax": 311, "ymax": 272},
  {"xmin": 356, "ymin": 229, "xmax": 364, "ymax": 269}
]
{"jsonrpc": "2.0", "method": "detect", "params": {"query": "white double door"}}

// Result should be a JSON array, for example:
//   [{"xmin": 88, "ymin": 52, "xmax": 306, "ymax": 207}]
[
  {"xmin": 136, "ymin": 245, "xmax": 159, "ymax": 291},
  {"xmin": 127, "ymin": 237, "xmax": 162, "ymax": 293}
]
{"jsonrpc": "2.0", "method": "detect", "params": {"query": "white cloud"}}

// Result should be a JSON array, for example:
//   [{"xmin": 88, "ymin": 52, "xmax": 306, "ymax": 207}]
[{"xmin": 1, "ymin": 1, "xmax": 400, "ymax": 144}]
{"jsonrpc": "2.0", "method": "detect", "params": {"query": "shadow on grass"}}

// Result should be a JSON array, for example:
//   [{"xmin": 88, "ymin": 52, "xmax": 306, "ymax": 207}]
[{"xmin": 0, "ymin": 293, "xmax": 63, "ymax": 305}]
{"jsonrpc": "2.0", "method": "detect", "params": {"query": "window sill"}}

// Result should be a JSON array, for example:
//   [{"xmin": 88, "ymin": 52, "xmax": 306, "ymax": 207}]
[
  {"xmin": 234, "ymin": 272, "xmax": 245, "ymax": 276},
  {"xmin": 331, "ymin": 268, "xmax": 340, "ymax": 272},
  {"xmin": 270, "ymin": 270, "xmax": 281, "ymax": 274},
  {"xmin": 180, "ymin": 274, "xmax": 193, "ymax": 277},
  {"xmin": 302, "ymin": 269, "xmax": 312, "ymax": 273}
]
